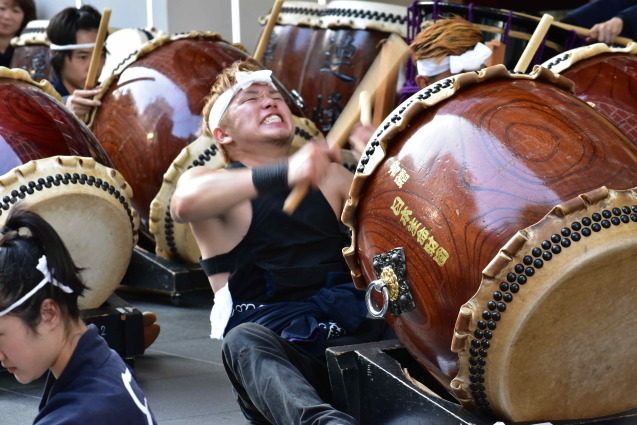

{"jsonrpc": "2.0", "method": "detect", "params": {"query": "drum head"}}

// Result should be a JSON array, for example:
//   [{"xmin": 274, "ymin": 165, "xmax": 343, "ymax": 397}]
[
  {"xmin": 0, "ymin": 156, "xmax": 139, "ymax": 310},
  {"xmin": 452, "ymin": 186, "xmax": 637, "ymax": 421}
]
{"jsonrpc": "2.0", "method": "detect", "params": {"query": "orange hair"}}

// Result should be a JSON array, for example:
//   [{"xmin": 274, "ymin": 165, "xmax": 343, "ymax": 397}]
[{"xmin": 409, "ymin": 15, "xmax": 484, "ymax": 63}]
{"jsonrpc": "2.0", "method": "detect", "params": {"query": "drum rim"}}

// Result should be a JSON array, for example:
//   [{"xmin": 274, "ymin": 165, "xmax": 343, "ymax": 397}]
[
  {"xmin": 342, "ymin": 64, "xmax": 575, "ymax": 290},
  {"xmin": 450, "ymin": 186, "xmax": 637, "ymax": 421},
  {"xmin": 0, "ymin": 67, "xmax": 62, "ymax": 103},
  {"xmin": 541, "ymin": 42, "xmax": 637, "ymax": 74}
]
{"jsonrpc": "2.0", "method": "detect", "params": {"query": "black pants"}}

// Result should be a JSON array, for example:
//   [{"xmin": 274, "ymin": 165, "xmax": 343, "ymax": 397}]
[{"xmin": 222, "ymin": 322, "xmax": 360, "ymax": 425}]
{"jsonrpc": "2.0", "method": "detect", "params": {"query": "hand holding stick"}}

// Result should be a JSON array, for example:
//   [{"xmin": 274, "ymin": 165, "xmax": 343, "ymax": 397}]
[{"xmin": 282, "ymin": 34, "xmax": 410, "ymax": 214}]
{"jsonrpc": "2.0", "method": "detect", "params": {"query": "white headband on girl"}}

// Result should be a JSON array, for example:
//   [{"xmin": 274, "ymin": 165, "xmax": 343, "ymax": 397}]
[
  {"xmin": 0, "ymin": 255, "xmax": 73, "ymax": 317},
  {"xmin": 207, "ymin": 70, "xmax": 277, "ymax": 131},
  {"xmin": 49, "ymin": 42, "xmax": 96, "ymax": 51},
  {"xmin": 416, "ymin": 42, "xmax": 492, "ymax": 77}
]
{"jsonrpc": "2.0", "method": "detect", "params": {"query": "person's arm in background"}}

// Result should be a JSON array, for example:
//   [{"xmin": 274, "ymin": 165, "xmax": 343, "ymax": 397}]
[{"xmin": 561, "ymin": 0, "xmax": 637, "ymax": 43}]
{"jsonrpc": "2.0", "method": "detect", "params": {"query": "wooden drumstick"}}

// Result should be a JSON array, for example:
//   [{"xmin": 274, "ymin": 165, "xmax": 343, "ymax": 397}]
[
  {"xmin": 514, "ymin": 13, "xmax": 554, "ymax": 74},
  {"xmin": 253, "ymin": 0, "xmax": 284, "ymax": 63},
  {"xmin": 359, "ymin": 90, "xmax": 372, "ymax": 126},
  {"xmin": 515, "ymin": 11, "xmax": 633, "ymax": 46},
  {"xmin": 282, "ymin": 34, "xmax": 410, "ymax": 215},
  {"xmin": 84, "ymin": 8, "xmax": 111, "ymax": 90}
]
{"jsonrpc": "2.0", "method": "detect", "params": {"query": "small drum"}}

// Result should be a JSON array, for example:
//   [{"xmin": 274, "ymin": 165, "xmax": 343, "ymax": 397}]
[
  {"xmin": 149, "ymin": 117, "xmax": 357, "ymax": 264},
  {"xmin": 342, "ymin": 65, "xmax": 637, "ymax": 421},
  {"xmin": 98, "ymin": 26, "xmax": 167, "ymax": 83},
  {"xmin": 261, "ymin": 1, "xmax": 407, "ymax": 133},
  {"xmin": 0, "ymin": 69, "xmax": 139, "ymax": 310},
  {"xmin": 542, "ymin": 42, "xmax": 637, "ymax": 144},
  {"xmin": 9, "ymin": 20, "xmax": 51, "ymax": 82},
  {"xmin": 410, "ymin": 2, "xmax": 585, "ymax": 70}
]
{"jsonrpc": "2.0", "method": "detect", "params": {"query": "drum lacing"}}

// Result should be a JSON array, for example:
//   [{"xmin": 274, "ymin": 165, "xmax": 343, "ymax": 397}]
[
  {"xmin": 320, "ymin": 8, "xmax": 407, "ymax": 25},
  {"xmin": 163, "ymin": 143, "xmax": 219, "ymax": 260},
  {"xmin": 280, "ymin": 6, "xmax": 323, "ymax": 17},
  {"xmin": 0, "ymin": 173, "xmax": 136, "ymax": 237},
  {"xmin": 466, "ymin": 205, "xmax": 637, "ymax": 414}
]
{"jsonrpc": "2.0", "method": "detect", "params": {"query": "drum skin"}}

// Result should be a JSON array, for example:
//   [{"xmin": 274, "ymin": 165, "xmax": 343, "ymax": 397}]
[
  {"xmin": 342, "ymin": 66, "xmax": 637, "ymax": 419},
  {"xmin": 90, "ymin": 33, "xmax": 250, "ymax": 240},
  {"xmin": 543, "ymin": 44, "xmax": 637, "ymax": 145},
  {"xmin": 0, "ymin": 76, "xmax": 112, "ymax": 172}
]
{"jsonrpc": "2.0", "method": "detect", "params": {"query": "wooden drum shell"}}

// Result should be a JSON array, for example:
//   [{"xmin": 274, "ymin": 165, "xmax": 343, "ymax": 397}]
[{"xmin": 343, "ymin": 65, "xmax": 637, "ymax": 421}]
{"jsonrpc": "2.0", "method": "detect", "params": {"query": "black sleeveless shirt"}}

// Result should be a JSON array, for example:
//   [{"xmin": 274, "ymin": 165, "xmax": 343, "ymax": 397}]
[{"xmin": 199, "ymin": 162, "xmax": 350, "ymax": 303}]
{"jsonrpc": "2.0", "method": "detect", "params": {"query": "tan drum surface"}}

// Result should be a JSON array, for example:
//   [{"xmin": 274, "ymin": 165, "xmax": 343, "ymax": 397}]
[{"xmin": 0, "ymin": 156, "xmax": 139, "ymax": 310}]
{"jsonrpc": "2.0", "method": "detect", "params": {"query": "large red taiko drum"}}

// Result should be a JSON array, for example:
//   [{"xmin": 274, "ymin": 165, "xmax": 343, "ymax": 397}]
[{"xmin": 342, "ymin": 65, "xmax": 637, "ymax": 422}]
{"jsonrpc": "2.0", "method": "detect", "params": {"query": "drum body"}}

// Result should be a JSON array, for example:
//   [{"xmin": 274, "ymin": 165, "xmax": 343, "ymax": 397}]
[
  {"xmin": 411, "ymin": 2, "xmax": 584, "ymax": 70},
  {"xmin": 0, "ymin": 71, "xmax": 111, "ymax": 170},
  {"xmin": 342, "ymin": 65, "xmax": 637, "ymax": 422},
  {"xmin": 543, "ymin": 43, "xmax": 637, "ymax": 144},
  {"xmin": 90, "ymin": 32, "xmax": 250, "ymax": 241},
  {"xmin": 0, "ymin": 70, "xmax": 138, "ymax": 310},
  {"xmin": 9, "ymin": 20, "xmax": 51, "ymax": 82},
  {"xmin": 261, "ymin": 1, "xmax": 407, "ymax": 133}
]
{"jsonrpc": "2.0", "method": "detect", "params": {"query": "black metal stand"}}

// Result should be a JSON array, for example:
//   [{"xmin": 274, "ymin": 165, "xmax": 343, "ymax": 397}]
[
  {"xmin": 118, "ymin": 247, "xmax": 211, "ymax": 305},
  {"xmin": 326, "ymin": 340, "xmax": 637, "ymax": 425},
  {"xmin": 81, "ymin": 292, "xmax": 145, "ymax": 365}
]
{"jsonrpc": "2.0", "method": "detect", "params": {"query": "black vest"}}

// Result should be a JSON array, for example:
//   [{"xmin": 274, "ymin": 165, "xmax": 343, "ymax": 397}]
[{"xmin": 200, "ymin": 162, "xmax": 350, "ymax": 303}]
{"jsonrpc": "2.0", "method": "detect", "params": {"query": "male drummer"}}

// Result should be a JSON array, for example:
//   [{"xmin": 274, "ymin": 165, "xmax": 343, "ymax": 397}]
[
  {"xmin": 46, "ymin": 5, "xmax": 103, "ymax": 118},
  {"xmin": 171, "ymin": 60, "xmax": 390, "ymax": 424}
]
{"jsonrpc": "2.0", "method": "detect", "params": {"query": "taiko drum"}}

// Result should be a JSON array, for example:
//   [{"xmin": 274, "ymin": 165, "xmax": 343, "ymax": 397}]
[{"xmin": 342, "ymin": 65, "xmax": 637, "ymax": 422}]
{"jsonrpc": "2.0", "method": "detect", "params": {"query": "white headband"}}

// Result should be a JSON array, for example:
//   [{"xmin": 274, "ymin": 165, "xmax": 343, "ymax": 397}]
[
  {"xmin": 49, "ymin": 42, "xmax": 96, "ymax": 51},
  {"xmin": 0, "ymin": 255, "xmax": 73, "ymax": 318},
  {"xmin": 416, "ymin": 42, "xmax": 492, "ymax": 77},
  {"xmin": 207, "ymin": 70, "xmax": 277, "ymax": 131}
]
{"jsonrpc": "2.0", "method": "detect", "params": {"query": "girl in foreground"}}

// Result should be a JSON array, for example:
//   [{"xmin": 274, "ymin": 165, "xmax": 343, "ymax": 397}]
[{"xmin": 0, "ymin": 207, "xmax": 156, "ymax": 424}]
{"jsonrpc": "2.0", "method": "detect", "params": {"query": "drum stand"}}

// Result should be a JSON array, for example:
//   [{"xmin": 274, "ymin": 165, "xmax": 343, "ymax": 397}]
[
  {"xmin": 118, "ymin": 247, "xmax": 211, "ymax": 305},
  {"xmin": 326, "ymin": 340, "xmax": 637, "ymax": 425},
  {"xmin": 81, "ymin": 293, "xmax": 145, "ymax": 366}
]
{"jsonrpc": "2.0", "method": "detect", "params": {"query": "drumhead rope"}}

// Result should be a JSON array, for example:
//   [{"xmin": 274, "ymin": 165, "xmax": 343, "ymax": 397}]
[
  {"xmin": 541, "ymin": 42, "xmax": 637, "ymax": 74},
  {"xmin": 342, "ymin": 64, "xmax": 575, "ymax": 289},
  {"xmin": 0, "ymin": 156, "xmax": 139, "ymax": 310},
  {"xmin": 452, "ymin": 186, "xmax": 637, "ymax": 421},
  {"xmin": 259, "ymin": 1, "xmax": 325, "ymax": 27},
  {"xmin": 149, "ymin": 115, "xmax": 322, "ymax": 263}
]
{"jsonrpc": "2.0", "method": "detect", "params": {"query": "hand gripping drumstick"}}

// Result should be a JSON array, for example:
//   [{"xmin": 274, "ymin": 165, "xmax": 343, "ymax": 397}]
[
  {"xmin": 514, "ymin": 13, "xmax": 554, "ymax": 74},
  {"xmin": 282, "ymin": 34, "xmax": 410, "ymax": 215},
  {"xmin": 515, "ymin": 11, "xmax": 633, "ymax": 46},
  {"xmin": 253, "ymin": 0, "xmax": 284, "ymax": 63}
]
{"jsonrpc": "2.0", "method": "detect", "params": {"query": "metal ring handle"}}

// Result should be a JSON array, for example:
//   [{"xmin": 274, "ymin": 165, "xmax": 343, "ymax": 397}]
[{"xmin": 365, "ymin": 279, "xmax": 389, "ymax": 318}]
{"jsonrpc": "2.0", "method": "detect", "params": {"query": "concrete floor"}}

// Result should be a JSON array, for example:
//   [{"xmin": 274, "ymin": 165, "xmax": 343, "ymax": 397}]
[{"xmin": 0, "ymin": 289, "xmax": 248, "ymax": 425}]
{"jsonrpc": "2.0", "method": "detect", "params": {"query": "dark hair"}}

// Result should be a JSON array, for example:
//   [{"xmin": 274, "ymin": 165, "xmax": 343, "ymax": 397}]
[
  {"xmin": 0, "ymin": 207, "xmax": 88, "ymax": 330},
  {"xmin": 13, "ymin": 0, "xmax": 37, "ymax": 33},
  {"xmin": 46, "ymin": 5, "xmax": 102, "ymax": 81}
]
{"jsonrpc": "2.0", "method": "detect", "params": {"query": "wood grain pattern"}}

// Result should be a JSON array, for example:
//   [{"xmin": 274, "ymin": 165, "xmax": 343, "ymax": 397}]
[{"xmin": 0, "ymin": 79, "xmax": 111, "ymax": 173}]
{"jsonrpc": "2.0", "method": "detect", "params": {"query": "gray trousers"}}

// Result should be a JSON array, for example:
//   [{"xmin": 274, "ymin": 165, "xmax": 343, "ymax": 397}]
[{"xmin": 221, "ymin": 322, "xmax": 358, "ymax": 425}]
